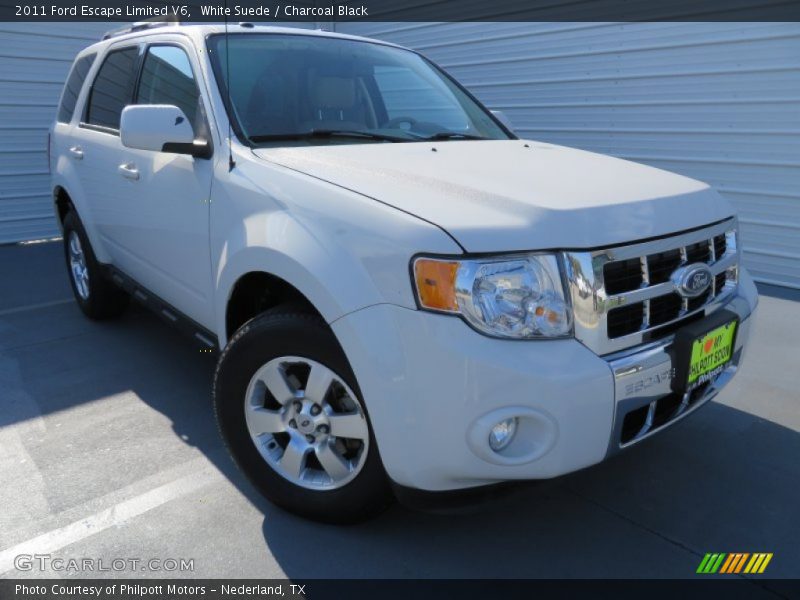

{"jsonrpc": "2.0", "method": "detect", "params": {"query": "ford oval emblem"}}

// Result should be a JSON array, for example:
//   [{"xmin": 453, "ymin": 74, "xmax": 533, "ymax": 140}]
[{"xmin": 672, "ymin": 263, "xmax": 713, "ymax": 298}]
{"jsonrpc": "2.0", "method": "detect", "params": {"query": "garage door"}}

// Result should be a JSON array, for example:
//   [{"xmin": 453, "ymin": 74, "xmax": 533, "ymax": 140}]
[
  {"xmin": 0, "ymin": 23, "xmax": 116, "ymax": 244},
  {"xmin": 336, "ymin": 22, "xmax": 800, "ymax": 289}
]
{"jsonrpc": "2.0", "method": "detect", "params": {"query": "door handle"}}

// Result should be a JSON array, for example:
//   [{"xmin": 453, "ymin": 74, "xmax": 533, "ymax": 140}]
[
  {"xmin": 69, "ymin": 146, "xmax": 83, "ymax": 160},
  {"xmin": 118, "ymin": 162, "xmax": 139, "ymax": 181}
]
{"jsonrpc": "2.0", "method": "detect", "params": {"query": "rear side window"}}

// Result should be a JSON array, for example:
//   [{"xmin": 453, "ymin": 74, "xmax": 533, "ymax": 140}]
[
  {"xmin": 85, "ymin": 47, "xmax": 139, "ymax": 130},
  {"xmin": 57, "ymin": 53, "xmax": 96, "ymax": 124},
  {"xmin": 136, "ymin": 45, "xmax": 200, "ymax": 133}
]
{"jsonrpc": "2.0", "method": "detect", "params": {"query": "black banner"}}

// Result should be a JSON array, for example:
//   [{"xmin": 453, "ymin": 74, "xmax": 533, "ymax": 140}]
[
  {"xmin": 2, "ymin": 579, "xmax": 800, "ymax": 600},
  {"xmin": 1, "ymin": 0, "xmax": 800, "ymax": 22}
]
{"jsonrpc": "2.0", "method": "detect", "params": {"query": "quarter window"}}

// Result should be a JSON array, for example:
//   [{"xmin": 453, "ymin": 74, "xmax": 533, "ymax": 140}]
[
  {"xmin": 137, "ymin": 46, "xmax": 200, "ymax": 134},
  {"xmin": 57, "ymin": 53, "xmax": 96, "ymax": 124},
  {"xmin": 86, "ymin": 47, "xmax": 139, "ymax": 130}
]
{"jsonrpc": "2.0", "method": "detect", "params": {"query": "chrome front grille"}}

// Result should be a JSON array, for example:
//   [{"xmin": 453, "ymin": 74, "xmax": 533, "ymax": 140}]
[
  {"xmin": 604, "ymin": 231, "xmax": 729, "ymax": 338},
  {"xmin": 563, "ymin": 219, "xmax": 739, "ymax": 356}
]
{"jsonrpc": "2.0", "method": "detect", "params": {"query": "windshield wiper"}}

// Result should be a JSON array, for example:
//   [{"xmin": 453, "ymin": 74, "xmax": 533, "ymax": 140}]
[
  {"xmin": 421, "ymin": 132, "xmax": 489, "ymax": 141},
  {"xmin": 249, "ymin": 129, "xmax": 411, "ymax": 143}
]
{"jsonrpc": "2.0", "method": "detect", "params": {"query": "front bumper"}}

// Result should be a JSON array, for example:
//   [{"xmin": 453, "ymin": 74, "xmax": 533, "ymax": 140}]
[
  {"xmin": 606, "ymin": 292, "xmax": 754, "ymax": 455},
  {"xmin": 331, "ymin": 269, "xmax": 758, "ymax": 492}
]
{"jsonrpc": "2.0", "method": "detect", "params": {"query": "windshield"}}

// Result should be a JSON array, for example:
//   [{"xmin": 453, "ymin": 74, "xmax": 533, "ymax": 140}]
[{"xmin": 206, "ymin": 33, "xmax": 512, "ymax": 145}]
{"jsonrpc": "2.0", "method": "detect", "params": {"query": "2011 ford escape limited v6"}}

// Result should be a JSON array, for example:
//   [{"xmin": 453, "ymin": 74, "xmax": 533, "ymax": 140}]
[{"xmin": 50, "ymin": 23, "xmax": 757, "ymax": 523}]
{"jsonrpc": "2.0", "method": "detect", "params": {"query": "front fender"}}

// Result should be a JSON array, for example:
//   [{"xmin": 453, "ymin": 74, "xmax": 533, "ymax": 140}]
[
  {"xmin": 211, "ymin": 155, "xmax": 462, "ymax": 346},
  {"xmin": 213, "ymin": 218, "xmax": 351, "ymax": 345}
]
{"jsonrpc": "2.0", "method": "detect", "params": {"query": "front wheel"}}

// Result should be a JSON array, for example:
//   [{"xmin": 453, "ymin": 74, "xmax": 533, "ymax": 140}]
[{"xmin": 213, "ymin": 308, "xmax": 393, "ymax": 523}]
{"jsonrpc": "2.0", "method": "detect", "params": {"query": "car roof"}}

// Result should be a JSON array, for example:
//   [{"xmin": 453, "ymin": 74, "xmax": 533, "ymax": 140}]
[{"xmin": 87, "ymin": 22, "xmax": 405, "ymax": 53}]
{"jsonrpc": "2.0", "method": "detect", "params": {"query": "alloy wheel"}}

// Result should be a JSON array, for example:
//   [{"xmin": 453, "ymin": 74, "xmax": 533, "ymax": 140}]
[
  {"xmin": 244, "ymin": 356, "xmax": 369, "ymax": 490},
  {"xmin": 68, "ymin": 230, "xmax": 90, "ymax": 300}
]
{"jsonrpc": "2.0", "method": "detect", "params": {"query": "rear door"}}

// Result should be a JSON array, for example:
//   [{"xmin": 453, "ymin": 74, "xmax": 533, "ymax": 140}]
[{"xmin": 70, "ymin": 43, "xmax": 141, "ymax": 265}]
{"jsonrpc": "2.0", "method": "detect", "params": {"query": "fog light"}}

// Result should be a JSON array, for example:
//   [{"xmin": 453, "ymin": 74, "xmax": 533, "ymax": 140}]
[{"xmin": 488, "ymin": 417, "xmax": 518, "ymax": 452}]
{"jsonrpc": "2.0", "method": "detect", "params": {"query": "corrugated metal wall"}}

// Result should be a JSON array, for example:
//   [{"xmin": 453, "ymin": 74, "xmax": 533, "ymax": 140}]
[
  {"xmin": 1, "ymin": 22, "xmax": 798, "ymax": 288},
  {"xmin": 337, "ymin": 22, "xmax": 800, "ymax": 289},
  {"xmin": 0, "ymin": 23, "xmax": 113, "ymax": 244}
]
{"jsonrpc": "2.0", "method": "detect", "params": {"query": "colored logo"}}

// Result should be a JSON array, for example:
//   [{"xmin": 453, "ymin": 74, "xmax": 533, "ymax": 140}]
[
  {"xmin": 696, "ymin": 553, "xmax": 773, "ymax": 574},
  {"xmin": 672, "ymin": 263, "xmax": 713, "ymax": 298}
]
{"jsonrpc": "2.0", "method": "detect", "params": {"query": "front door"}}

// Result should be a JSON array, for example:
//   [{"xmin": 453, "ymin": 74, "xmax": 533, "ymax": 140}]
[{"xmin": 111, "ymin": 42, "xmax": 216, "ymax": 328}]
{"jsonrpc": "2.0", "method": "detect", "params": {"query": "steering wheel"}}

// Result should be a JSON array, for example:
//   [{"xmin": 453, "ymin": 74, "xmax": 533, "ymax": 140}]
[{"xmin": 383, "ymin": 116, "xmax": 418, "ymax": 129}]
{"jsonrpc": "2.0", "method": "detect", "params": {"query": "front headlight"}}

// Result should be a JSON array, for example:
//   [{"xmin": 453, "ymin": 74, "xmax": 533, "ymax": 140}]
[{"xmin": 412, "ymin": 254, "xmax": 572, "ymax": 339}]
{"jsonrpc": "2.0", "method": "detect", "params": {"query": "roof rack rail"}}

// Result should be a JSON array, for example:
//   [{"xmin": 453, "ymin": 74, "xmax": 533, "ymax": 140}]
[{"xmin": 102, "ymin": 16, "xmax": 181, "ymax": 40}]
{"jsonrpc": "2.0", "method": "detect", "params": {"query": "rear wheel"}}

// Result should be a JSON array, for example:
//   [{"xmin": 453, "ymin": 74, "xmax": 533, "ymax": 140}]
[
  {"xmin": 62, "ymin": 211, "xmax": 129, "ymax": 319},
  {"xmin": 213, "ymin": 308, "xmax": 393, "ymax": 523}
]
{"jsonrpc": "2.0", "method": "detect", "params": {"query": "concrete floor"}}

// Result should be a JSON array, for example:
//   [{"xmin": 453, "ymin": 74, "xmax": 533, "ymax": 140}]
[{"xmin": 0, "ymin": 241, "xmax": 798, "ymax": 587}]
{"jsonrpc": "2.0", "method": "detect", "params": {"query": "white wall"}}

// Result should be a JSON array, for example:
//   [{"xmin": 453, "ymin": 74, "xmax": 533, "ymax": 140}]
[{"xmin": 337, "ymin": 22, "xmax": 800, "ymax": 288}]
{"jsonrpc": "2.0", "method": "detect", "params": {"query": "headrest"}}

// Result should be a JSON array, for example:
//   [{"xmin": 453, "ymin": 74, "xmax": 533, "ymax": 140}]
[{"xmin": 310, "ymin": 77, "xmax": 356, "ymax": 109}]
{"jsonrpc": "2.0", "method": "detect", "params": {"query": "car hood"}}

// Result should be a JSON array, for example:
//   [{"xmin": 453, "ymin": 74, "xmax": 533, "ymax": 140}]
[{"xmin": 252, "ymin": 140, "xmax": 734, "ymax": 252}]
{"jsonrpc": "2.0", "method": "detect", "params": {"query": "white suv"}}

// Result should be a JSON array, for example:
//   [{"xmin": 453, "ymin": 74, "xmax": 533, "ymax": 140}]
[{"xmin": 50, "ymin": 23, "xmax": 757, "ymax": 522}]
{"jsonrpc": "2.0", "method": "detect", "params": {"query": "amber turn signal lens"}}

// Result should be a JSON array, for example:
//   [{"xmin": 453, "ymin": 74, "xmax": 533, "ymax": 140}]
[
  {"xmin": 414, "ymin": 259, "xmax": 459, "ymax": 312},
  {"xmin": 535, "ymin": 306, "xmax": 560, "ymax": 323}
]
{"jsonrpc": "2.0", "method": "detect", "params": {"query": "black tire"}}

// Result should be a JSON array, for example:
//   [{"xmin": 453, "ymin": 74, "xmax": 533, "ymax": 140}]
[
  {"xmin": 213, "ymin": 308, "xmax": 394, "ymax": 523},
  {"xmin": 62, "ymin": 210, "xmax": 129, "ymax": 320}
]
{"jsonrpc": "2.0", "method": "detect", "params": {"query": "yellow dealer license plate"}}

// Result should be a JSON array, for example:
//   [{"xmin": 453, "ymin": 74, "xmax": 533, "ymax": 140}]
[{"xmin": 687, "ymin": 320, "xmax": 737, "ymax": 390}]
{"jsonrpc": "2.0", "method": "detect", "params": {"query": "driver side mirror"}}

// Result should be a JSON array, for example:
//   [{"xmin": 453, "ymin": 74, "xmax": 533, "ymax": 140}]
[{"xmin": 120, "ymin": 105, "xmax": 211, "ymax": 159}]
